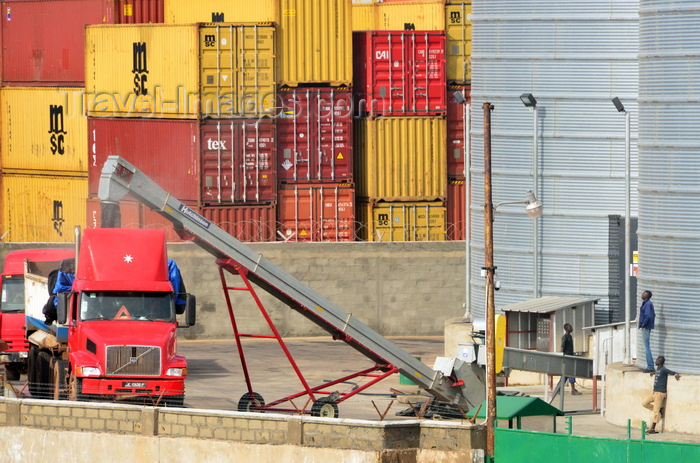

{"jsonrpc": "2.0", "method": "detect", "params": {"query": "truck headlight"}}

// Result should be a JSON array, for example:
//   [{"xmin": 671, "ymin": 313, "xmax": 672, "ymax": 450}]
[
  {"xmin": 166, "ymin": 367, "xmax": 187, "ymax": 377},
  {"xmin": 75, "ymin": 366, "xmax": 101, "ymax": 376}
]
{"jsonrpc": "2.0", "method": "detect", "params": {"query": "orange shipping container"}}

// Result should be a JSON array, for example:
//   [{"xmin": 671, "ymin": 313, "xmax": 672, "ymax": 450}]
[
  {"xmin": 278, "ymin": 183, "xmax": 355, "ymax": 242},
  {"xmin": 1, "ymin": 87, "xmax": 87, "ymax": 173},
  {"xmin": 355, "ymin": 116, "xmax": 447, "ymax": 201},
  {"xmin": 201, "ymin": 204, "xmax": 277, "ymax": 243},
  {"xmin": 446, "ymin": 178, "xmax": 466, "ymax": 241},
  {"xmin": 1, "ymin": 172, "xmax": 87, "ymax": 243},
  {"xmin": 357, "ymin": 200, "xmax": 446, "ymax": 242}
]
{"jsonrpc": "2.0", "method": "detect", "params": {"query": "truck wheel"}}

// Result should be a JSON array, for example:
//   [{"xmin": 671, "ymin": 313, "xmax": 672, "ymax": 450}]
[
  {"xmin": 237, "ymin": 392, "xmax": 265, "ymax": 412},
  {"xmin": 27, "ymin": 346, "xmax": 38, "ymax": 395},
  {"xmin": 34, "ymin": 351, "xmax": 53, "ymax": 399},
  {"xmin": 51, "ymin": 359, "xmax": 69, "ymax": 400},
  {"xmin": 68, "ymin": 375, "xmax": 85, "ymax": 402},
  {"xmin": 4, "ymin": 363, "xmax": 20, "ymax": 381},
  {"xmin": 311, "ymin": 398, "xmax": 339, "ymax": 418}
]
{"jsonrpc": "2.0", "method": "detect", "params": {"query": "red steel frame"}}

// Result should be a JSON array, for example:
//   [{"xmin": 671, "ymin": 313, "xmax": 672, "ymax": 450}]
[{"xmin": 216, "ymin": 258, "xmax": 398, "ymax": 414}]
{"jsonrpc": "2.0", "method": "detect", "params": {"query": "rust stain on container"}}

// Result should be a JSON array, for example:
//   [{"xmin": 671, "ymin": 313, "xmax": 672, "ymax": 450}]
[
  {"xmin": 1, "ymin": 173, "xmax": 87, "ymax": 243},
  {"xmin": 1, "ymin": 87, "xmax": 87, "ymax": 173},
  {"xmin": 357, "ymin": 200, "xmax": 446, "ymax": 242},
  {"xmin": 355, "ymin": 116, "xmax": 447, "ymax": 202},
  {"xmin": 278, "ymin": 183, "xmax": 355, "ymax": 242}
]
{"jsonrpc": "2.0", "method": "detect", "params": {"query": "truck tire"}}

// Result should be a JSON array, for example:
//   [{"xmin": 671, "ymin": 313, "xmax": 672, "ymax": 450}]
[
  {"xmin": 34, "ymin": 351, "xmax": 53, "ymax": 399},
  {"xmin": 4, "ymin": 363, "xmax": 20, "ymax": 381},
  {"xmin": 27, "ymin": 346, "xmax": 38, "ymax": 397},
  {"xmin": 68, "ymin": 375, "xmax": 85, "ymax": 402},
  {"xmin": 51, "ymin": 359, "xmax": 69, "ymax": 400}
]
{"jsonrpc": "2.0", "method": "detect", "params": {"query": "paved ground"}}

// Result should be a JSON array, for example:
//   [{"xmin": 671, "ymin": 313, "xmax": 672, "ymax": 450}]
[{"xmin": 180, "ymin": 336, "xmax": 700, "ymax": 444}]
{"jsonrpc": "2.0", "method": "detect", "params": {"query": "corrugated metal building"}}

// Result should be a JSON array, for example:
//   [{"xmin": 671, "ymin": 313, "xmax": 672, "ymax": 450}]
[
  {"xmin": 469, "ymin": 1, "xmax": 639, "ymax": 323},
  {"xmin": 637, "ymin": 0, "xmax": 700, "ymax": 373}
]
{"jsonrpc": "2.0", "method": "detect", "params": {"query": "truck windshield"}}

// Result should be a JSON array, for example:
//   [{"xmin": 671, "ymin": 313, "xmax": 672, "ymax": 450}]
[
  {"xmin": 0, "ymin": 276, "xmax": 25, "ymax": 313},
  {"xmin": 80, "ymin": 291, "xmax": 174, "ymax": 322}
]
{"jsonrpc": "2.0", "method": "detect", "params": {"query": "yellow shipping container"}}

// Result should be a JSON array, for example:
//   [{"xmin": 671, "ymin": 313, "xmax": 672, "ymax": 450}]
[
  {"xmin": 164, "ymin": 0, "xmax": 278, "ymax": 23},
  {"xmin": 352, "ymin": 1, "xmax": 446, "ymax": 31},
  {"xmin": 85, "ymin": 24, "xmax": 276, "ymax": 118},
  {"xmin": 278, "ymin": 0, "xmax": 353, "ymax": 87},
  {"xmin": 355, "ymin": 116, "xmax": 446, "ymax": 201},
  {"xmin": 0, "ymin": 173, "xmax": 87, "ymax": 243},
  {"xmin": 358, "ymin": 200, "xmax": 446, "ymax": 242},
  {"xmin": 0, "ymin": 87, "xmax": 87, "ymax": 173},
  {"xmin": 445, "ymin": 2, "xmax": 472, "ymax": 83}
]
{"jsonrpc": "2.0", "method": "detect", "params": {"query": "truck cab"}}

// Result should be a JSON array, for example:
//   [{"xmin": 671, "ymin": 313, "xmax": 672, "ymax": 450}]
[
  {"xmin": 0, "ymin": 249, "xmax": 73, "ymax": 380},
  {"xmin": 30, "ymin": 228, "xmax": 195, "ymax": 405}
]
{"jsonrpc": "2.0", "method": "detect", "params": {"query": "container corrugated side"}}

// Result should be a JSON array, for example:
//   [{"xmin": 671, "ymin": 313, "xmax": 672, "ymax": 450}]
[
  {"xmin": 201, "ymin": 204, "xmax": 277, "ymax": 242},
  {"xmin": 446, "ymin": 178, "xmax": 465, "ymax": 241},
  {"xmin": 278, "ymin": 0, "xmax": 353, "ymax": 87},
  {"xmin": 446, "ymin": 83, "xmax": 470, "ymax": 178},
  {"xmin": 352, "ymin": 1, "xmax": 446, "ymax": 31},
  {"xmin": 357, "ymin": 200, "xmax": 446, "ymax": 242},
  {"xmin": 277, "ymin": 88, "xmax": 353, "ymax": 183},
  {"xmin": 355, "ymin": 116, "xmax": 447, "ymax": 201},
  {"xmin": 164, "ymin": 0, "xmax": 277, "ymax": 23},
  {"xmin": 0, "ymin": 0, "xmax": 163, "ymax": 86},
  {"xmin": 87, "ymin": 118, "xmax": 200, "ymax": 201},
  {"xmin": 1, "ymin": 173, "xmax": 87, "ymax": 243},
  {"xmin": 1, "ymin": 87, "xmax": 87, "ymax": 172},
  {"xmin": 85, "ymin": 24, "xmax": 275, "ymax": 118},
  {"xmin": 278, "ymin": 183, "xmax": 355, "ymax": 242},
  {"xmin": 445, "ymin": 2, "xmax": 471, "ymax": 83},
  {"xmin": 353, "ymin": 30, "xmax": 447, "ymax": 117},
  {"xmin": 201, "ymin": 118, "xmax": 277, "ymax": 204}
]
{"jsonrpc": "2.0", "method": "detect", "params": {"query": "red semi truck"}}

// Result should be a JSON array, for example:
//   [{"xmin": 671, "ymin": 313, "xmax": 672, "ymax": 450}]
[
  {"xmin": 0, "ymin": 249, "xmax": 74, "ymax": 380},
  {"xmin": 25, "ymin": 227, "xmax": 196, "ymax": 405}
]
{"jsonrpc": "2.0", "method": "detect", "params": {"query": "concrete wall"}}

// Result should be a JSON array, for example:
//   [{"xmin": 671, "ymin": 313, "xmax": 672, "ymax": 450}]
[
  {"xmin": 605, "ymin": 363, "xmax": 700, "ymax": 434},
  {"xmin": 0, "ymin": 397, "xmax": 485, "ymax": 462},
  {"xmin": 0, "ymin": 241, "xmax": 467, "ymax": 338}
]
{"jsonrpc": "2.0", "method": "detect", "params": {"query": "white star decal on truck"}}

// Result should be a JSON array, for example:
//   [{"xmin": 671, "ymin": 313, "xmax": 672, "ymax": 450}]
[{"xmin": 124, "ymin": 254, "xmax": 134, "ymax": 263}]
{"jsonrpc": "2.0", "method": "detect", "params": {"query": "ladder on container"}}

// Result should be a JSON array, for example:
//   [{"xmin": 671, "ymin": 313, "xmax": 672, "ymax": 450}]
[{"xmin": 98, "ymin": 156, "xmax": 485, "ymax": 414}]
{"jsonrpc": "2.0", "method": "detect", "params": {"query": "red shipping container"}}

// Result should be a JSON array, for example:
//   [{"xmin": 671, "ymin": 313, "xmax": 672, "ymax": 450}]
[
  {"xmin": 1, "ymin": 0, "xmax": 163, "ymax": 85},
  {"xmin": 201, "ymin": 118, "xmax": 276, "ymax": 205},
  {"xmin": 201, "ymin": 204, "xmax": 277, "ymax": 243},
  {"xmin": 278, "ymin": 183, "xmax": 355, "ymax": 242},
  {"xmin": 446, "ymin": 83, "xmax": 471, "ymax": 178},
  {"xmin": 87, "ymin": 118, "xmax": 200, "ymax": 202},
  {"xmin": 353, "ymin": 30, "xmax": 446, "ymax": 117},
  {"xmin": 446, "ymin": 178, "xmax": 466, "ymax": 241},
  {"xmin": 277, "ymin": 88, "xmax": 353, "ymax": 183},
  {"xmin": 86, "ymin": 197, "xmax": 192, "ymax": 243}
]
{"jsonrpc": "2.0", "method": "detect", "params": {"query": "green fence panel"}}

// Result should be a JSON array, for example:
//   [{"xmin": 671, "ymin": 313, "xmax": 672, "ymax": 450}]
[{"xmin": 496, "ymin": 428, "xmax": 700, "ymax": 463}]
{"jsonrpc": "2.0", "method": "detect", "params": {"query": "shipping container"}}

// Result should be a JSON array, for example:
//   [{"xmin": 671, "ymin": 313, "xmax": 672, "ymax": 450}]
[
  {"xmin": 201, "ymin": 204, "xmax": 277, "ymax": 242},
  {"xmin": 85, "ymin": 23, "xmax": 275, "ymax": 118},
  {"xmin": 355, "ymin": 116, "xmax": 447, "ymax": 201},
  {"xmin": 164, "ymin": 0, "xmax": 277, "ymax": 23},
  {"xmin": 445, "ymin": 2, "xmax": 472, "ymax": 84},
  {"xmin": 0, "ymin": 0, "xmax": 162, "ymax": 86},
  {"xmin": 446, "ymin": 84, "xmax": 471, "ymax": 178},
  {"xmin": 277, "ymin": 88, "xmax": 353, "ymax": 183},
  {"xmin": 446, "ymin": 178, "xmax": 465, "ymax": 241},
  {"xmin": 278, "ymin": 183, "xmax": 355, "ymax": 242},
  {"xmin": 1, "ymin": 172, "xmax": 87, "ymax": 243},
  {"xmin": 354, "ymin": 31, "xmax": 446, "ymax": 117},
  {"xmin": 87, "ymin": 118, "xmax": 200, "ymax": 201},
  {"xmin": 352, "ymin": 1, "xmax": 446, "ymax": 31},
  {"xmin": 357, "ymin": 200, "xmax": 446, "ymax": 242},
  {"xmin": 201, "ymin": 119, "xmax": 276, "ymax": 204},
  {"xmin": 278, "ymin": 0, "xmax": 353, "ymax": 87},
  {"xmin": 1, "ymin": 87, "xmax": 87, "ymax": 172},
  {"xmin": 86, "ymin": 197, "xmax": 195, "ymax": 243}
]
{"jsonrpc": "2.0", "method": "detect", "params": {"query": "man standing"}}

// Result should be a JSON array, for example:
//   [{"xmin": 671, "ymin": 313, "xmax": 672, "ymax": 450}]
[
  {"xmin": 561, "ymin": 323, "xmax": 582, "ymax": 395},
  {"xmin": 642, "ymin": 356, "xmax": 681, "ymax": 434},
  {"xmin": 639, "ymin": 290, "xmax": 656, "ymax": 373}
]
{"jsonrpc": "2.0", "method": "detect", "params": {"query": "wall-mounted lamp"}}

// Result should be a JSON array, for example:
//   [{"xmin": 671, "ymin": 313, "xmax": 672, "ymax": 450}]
[
  {"xmin": 520, "ymin": 93, "xmax": 537, "ymax": 108},
  {"xmin": 612, "ymin": 97, "xmax": 626, "ymax": 113},
  {"xmin": 494, "ymin": 190, "xmax": 543, "ymax": 219}
]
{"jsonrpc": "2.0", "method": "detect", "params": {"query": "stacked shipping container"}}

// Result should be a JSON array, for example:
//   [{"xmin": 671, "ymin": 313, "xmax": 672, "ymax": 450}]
[{"xmin": 0, "ymin": 0, "xmax": 164, "ymax": 243}]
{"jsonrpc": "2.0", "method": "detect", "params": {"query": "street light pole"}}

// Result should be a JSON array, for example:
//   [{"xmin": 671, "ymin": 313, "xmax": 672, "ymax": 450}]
[{"xmin": 482, "ymin": 101, "xmax": 496, "ymax": 459}]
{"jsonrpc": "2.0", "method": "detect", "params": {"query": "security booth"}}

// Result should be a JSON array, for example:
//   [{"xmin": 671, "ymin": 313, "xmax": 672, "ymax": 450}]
[{"xmin": 500, "ymin": 296, "xmax": 598, "ymax": 354}]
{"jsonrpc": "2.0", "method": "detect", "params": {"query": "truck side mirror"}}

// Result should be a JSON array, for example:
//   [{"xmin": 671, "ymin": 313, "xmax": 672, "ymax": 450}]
[
  {"xmin": 185, "ymin": 294, "xmax": 196, "ymax": 327},
  {"xmin": 56, "ymin": 293, "xmax": 71, "ymax": 325}
]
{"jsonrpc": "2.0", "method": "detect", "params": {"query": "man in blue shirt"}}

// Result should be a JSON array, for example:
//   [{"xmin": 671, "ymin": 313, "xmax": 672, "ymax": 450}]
[
  {"xmin": 638, "ymin": 290, "xmax": 655, "ymax": 373},
  {"xmin": 642, "ymin": 356, "xmax": 681, "ymax": 434}
]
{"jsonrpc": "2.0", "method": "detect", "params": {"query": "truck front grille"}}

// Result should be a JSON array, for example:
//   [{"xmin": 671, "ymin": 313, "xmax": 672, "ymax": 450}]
[{"xmin": 106, "ymin": 345, "xmax": 161, "ymax": 376}]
